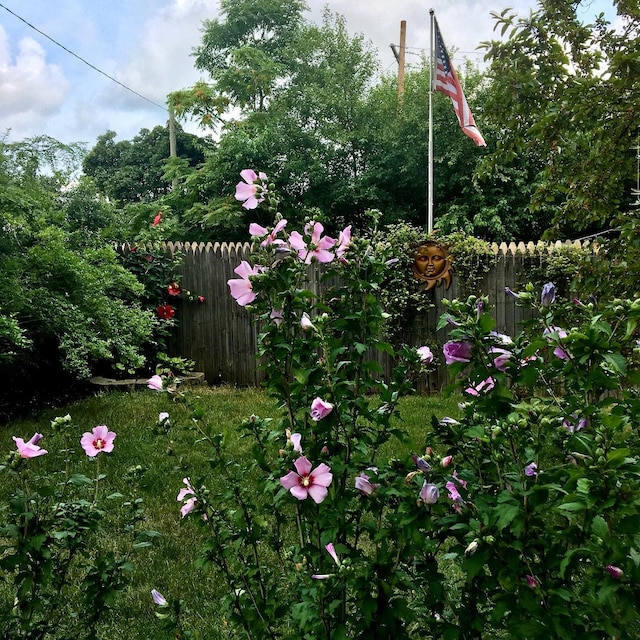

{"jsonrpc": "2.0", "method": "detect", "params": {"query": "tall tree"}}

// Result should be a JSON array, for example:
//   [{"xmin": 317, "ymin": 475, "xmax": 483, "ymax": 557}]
[
  {"xmin": 83, "ymin": 125, "xmax": 208, "ymax": 204},
  {"xmin": 481, "ymin": 0, "xmax": 640, "ymax": 238},
  {"xmin": 192, "ymin": 0, "xmax": 307, "ymax": 112}
]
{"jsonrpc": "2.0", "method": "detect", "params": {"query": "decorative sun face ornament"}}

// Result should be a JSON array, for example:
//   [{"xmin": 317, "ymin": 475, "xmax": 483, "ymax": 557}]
[{"xmin": 411, "ymin": 242, "xmax": 453, "ymax": 290}]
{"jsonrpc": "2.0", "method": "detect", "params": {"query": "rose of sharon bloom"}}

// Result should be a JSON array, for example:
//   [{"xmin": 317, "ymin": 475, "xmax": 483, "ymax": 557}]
[
  {"xmin": 280, "ymin": 456, "xmax": 333, "ymax": 503},
  {"xmin": 540, "ymin": 282, "xmax": 556, "ymax": 307},
  {"xmin": 235, "ymin": 169, "xmax": 268, "ymax": 210},
  {"xmin": 441, "ymin": 455, "xmax": 453, "ymax": 468},
  {"xmin": 147, "ymin": 375, "xmax": 163, "ymax": 391},
  {"xmin": 152, "ymin": 212, "xmax": 162, "ymax": 227},
  {"xmin": 287, "ymin": 431, "xmax": 303, "ymax": 453},
  {"xmin": 446, "ymin": 470, "xmax": 467, "ymax": 502},
  {"xmin": 270, "ymin": 309, "xmax": 283, "ymax": 327},
  {"xmin": 300, "ymin": 312, "xmax": 315, "ymax": 331},
  {"xmin": 605, "ymin": 564, "xmax": 623, "ymax": 579},
  {"xmin": 417, "ymin": 346, "xmax": 434, "ymax": 364},
  {"xmin": 227, "ymin": 261, "xmax": 263, "ymax": 306},
  {"xmin": 289, "ymin": 221, "xmax": 336, "ymax": 264},
  {"xmin": 335, "ymin": 225, "xmax": 352, "ymax": 260},
  {"xmin": 310, "ymin": 397, "xmax": 334, "ymax": 421},
  {"xmin": 443, "ymin": 341, "xmax": 472, "ymax": 364},
  {"xmin": 524, "ymin": 462, "xmax": 538, "ymax": 477},
  {"xmin": 465, "ymin": 377, "xmax": 495, "ymax": 396},
  {"xmin": 151, "ymin": 589, "xmax": 168, "ymax": 606},
  {"xmin": 13, "ymin": 433, "xmax": 47, "ymax": 459},
  {"xmin": 81, "ymin": 425, "xmax": 116, "ymax": 457},
  {"xmin": 526, "ymin": 575, "xmax": 539, "ymax": 588},
  {"xmin": 412, "ymin": 454, "xmax": 432, "ymax": 473},
  {"xmin": 355, "ymin": 468, "xmax": 379, "ymax": 495},
  {"xmin": 325, "ymin": 542, "xmax": 340, "ymax": 567},
  {"xmin": 562, "ymin": 414, "xmax": 587, "ymax": 434},
  {"xmin": 490, "ymin": 347, "xmax": 512, "ymax": 371},
  {"xmin": 420, "ymin": 481, "xmax": 439, "ymax": 504},
  {"xmin": 177, "ymin": 477, "xmax": 197, "ymax": 518},
  {"xmin": 167, "ymin": 282, "xmax": 181, "ymax": 296},
  {"xmin": 249, "ymin": 219, "xmax": 287, "ymax": 247},
  {"xmin": 543, "ymin": 326, "xmax": 570, "ymax": 360}
]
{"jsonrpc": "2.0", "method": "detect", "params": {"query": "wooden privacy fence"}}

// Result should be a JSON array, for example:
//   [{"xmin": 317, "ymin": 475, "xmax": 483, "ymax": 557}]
[{"xmin": 161, "ymin": 240, "xmax": 594, "ymax": 391}]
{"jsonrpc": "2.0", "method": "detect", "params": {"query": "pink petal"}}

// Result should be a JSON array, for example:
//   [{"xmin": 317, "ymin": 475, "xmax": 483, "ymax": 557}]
[
  {"xmin": 280, "ymin": 470, "xmax": 301, "ymax": 490},
  {"xmin": 234, "ymin": 260, "xmax": 257, "ymax": 280},
  {"xmin": 235, "ymin": 181, "xmax": 257, "ymax": 201},
  {"xmin": 289, "ymin": 485, "xmax": 310, "ymax": 500},
  {"xmin": 180, "ymin": 497, "xmax": 197, "ymax": 518},
  {"xmin": 249, "ymin": 223, "xmax": 268, "ymax": 236},
  {"xmin": 294, "ymin": 456, "xmax": 313, "ymax": 477},
  {"xmin": 311, "ymin": 467, "xmax": 333, "ymax": 488},
  {"xmin": 228, "ymin": 279, "xmax": 255, "ymax": 306},
  {"xmin": 307, "ymin": 484, "xmax": 329, "ymax": 504},
  {"xmin": 242, "ymin": 196, "xmax": 260, "ymax": 210},
  {"xmin": 273, "ymin": 219, "xmax": 287, "ymax": 234},
  {"xmin": 290, "ymin": 433, "xmax": 302, "ymax": 453},
  {"xmin": 239, "ymin": 169, "xmax": 258, "ymax": 184},
  {"xmin": 288, "ymin": 230, "xmax": 307, "ymax": 252}
]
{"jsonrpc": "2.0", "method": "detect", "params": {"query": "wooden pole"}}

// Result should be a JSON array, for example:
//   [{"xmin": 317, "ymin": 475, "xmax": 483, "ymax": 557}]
[
  {"xmin": 398, "ymin": 20, "xmax": 406, "ymax": 105},
  {"xmin": 168, "ymin": 107, "xmax": 178, "ymax": 191}
]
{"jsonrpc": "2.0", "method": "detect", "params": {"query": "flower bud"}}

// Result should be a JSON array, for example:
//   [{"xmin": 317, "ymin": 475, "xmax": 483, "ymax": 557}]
[{"xmin": 464, "ymin": 539, "xmax": 479, "ymax": 556}]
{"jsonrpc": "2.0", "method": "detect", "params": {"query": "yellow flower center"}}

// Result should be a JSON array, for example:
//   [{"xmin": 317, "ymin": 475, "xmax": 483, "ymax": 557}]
[{"xmin": 94, "ymin": 438, "xmax": 105, "ymax": 450}]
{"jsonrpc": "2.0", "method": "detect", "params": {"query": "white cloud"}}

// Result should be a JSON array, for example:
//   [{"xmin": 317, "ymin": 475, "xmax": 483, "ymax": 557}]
[{"xmin": 0, "ymin": 25, "xmax": 69, "ymax": 126}]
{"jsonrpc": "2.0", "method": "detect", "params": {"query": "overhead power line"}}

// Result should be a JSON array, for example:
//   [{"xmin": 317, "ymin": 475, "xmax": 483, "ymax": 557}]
[{"xmin": 0, "ymin": 2, "xmax": 166, "ymax": 111}]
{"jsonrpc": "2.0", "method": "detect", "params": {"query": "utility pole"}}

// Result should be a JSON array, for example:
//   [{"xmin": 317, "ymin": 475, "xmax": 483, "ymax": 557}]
[
  {"xmin": 168, "ymin": 107, "xmax": 178, "ymax": 191},
  {"xmin": 390, "ymin": 21, "xmax": 407, "ymax": 106},
  {"xmin": 398, "ymin": 20, "xmax": 406, "ymax": 105}
]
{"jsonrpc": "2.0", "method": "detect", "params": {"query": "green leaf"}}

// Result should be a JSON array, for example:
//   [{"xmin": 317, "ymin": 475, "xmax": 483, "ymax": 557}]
[{"xmin": 590, "ymin": 515, "xmax": 609, "ymax": 539}]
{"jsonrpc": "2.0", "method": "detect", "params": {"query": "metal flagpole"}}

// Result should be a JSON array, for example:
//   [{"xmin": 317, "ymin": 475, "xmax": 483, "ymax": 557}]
[{"xmin": 427, "ymin": 9, "xmax": 435, "ymax": 234}]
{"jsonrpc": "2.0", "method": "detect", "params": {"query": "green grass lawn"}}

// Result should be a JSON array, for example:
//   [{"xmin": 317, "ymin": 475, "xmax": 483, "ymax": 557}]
[{"xmin": 0, "ymin": 385, "xmax": 461, "ymax": 639}]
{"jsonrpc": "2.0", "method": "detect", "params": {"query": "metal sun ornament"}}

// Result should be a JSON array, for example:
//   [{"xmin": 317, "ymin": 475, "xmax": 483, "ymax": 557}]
[{"xmin": 411, "ymin": 242, "xmax": 453, "ymax": 291}]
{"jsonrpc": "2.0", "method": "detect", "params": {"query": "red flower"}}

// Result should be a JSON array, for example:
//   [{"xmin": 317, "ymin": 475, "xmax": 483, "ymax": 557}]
[
  {"xmin": 198, "ymin": 295, "xmax": 205, "ymax": 303},
  {"xmin": 157, "ymin": 304, "xmax": 175, "ymax": 319},
  {"xmin": 167, "ymin": 282, "xmax": 181, "ymax": 296},
  {"xmin": 152, "ymin": 212, "xmax": 162, "ymax": 227}
]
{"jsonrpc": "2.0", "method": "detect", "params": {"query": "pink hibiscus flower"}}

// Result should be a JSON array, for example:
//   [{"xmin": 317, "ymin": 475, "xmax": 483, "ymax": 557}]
[
  {"xmin": 289, "ymin": 221, "xmax": 336, "ymax": 264},
  {"xmin": 249, "ymin": 219, "xmax": 287, "ymax": 247},
  {"xmin": 13, "ymin": 433, "xmax": 47, "ymax": 459},
  {"xmin": 310, "ymin": 397, "xmax": 334, "ymax": 421},
  {"xmin": 235, "ymin": 169, "xmax": 268, "ymax": 210},
  {"xmin": 280, "ymin": 456, "xmax": 333, "ymax": 503},
  {"xmin": 80, "ymin": 425, "xmax": 116, "ymax": 457},
  {"xmin": 177, "ymin": 477, "xmax": 198, "ymax": 518},
  {"xmin": 227, "ymin": 261, "xmax": 263, "ymax": 306}
]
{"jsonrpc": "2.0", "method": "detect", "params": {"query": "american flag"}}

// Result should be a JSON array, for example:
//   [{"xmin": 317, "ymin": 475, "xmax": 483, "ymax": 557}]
[{"xmin": 433, "ymin": 18, "xmax": 486, "ymax": 147}]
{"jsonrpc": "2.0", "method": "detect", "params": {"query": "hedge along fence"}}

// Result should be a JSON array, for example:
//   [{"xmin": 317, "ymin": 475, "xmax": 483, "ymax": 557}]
[{"xmin": 159, "ymin": 239, "xmax": 596, "ymax": 391}]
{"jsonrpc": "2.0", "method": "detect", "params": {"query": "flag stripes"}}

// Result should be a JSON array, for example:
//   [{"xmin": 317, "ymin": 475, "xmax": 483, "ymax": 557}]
[{"xmin": 433, "ymin": 18, "xmax": 486, "ymax": 147}]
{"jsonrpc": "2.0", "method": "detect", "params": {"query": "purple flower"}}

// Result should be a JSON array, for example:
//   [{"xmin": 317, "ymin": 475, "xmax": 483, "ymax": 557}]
[
  {"xmin": 505, "ymin": 287, "xmax": 521, "ymax": 299},
  {"xmin": 541, "ymin": 282, "xmax": 556, "ymax": 307},
  {"xmin": 543, "ymin": 326, "xmax": 570, "ymax": 359},
  {"xmin": 419, "ymin": 481, "xmax": 439, "ymax": 504},
  {"xmin": 443, "ymin": 341, "xmax": 472, "ymax": 365},
  {"xmin": 490, "ymin": 347, "xmax": 512, "ymax": 371},
  {"xmin": 280, "ymin": 457, "xmax": 333, "ymax": 503},
  {"xmin": 310, "ymin": 397, "xmax": 334, "ymax": 421},
  {"xmin": 270, "ymin": 309, "xmax": 283, "ymax": 327},
  {"xmin": 235, "ymin": 169, "xmax": 268, "ymax": 210},
  {"xmin": 417, "ymin": 346, "xmax": 434, "ymax": 364},
  {"xmin": 151, "ymin": 589, "xmax": 168, "ymax": 606},
  {"xmin": 524, "ymin": 462, "xmax": 538, "ymax": 477},
  {"xmin": 355, "ymin": 471, "xmax": 378, "ymax": 495},
  {"xmin": 526, "ymin": 575, "xmax": 539, "ymax": 588},
  {"xmin": 605, "ymin": 564, "xmax": 623, "ymax": 579},
  {"xmin": 227, "ymin": 261, "xmax": 263, "ymax": 306},
  {"xmin": 412, "ymin": 454, "xmax": 432, "ymax": 473},
  {"xmin": 562, "ymin": 415, "xmax": 587, "ymax": 434},
  {"xmin": 13, "ymin": 433, "xmax": 47, "ymax": 459},
  {"xmin": 80, "ymin": 425, "xmax": 116, "ymax": 457}
]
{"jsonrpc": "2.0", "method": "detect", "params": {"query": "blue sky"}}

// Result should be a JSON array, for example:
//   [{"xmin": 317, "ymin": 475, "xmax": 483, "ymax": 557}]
[{"xmin": 0, "ymin": 0, "xmax": 618, "ymax": 148}]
